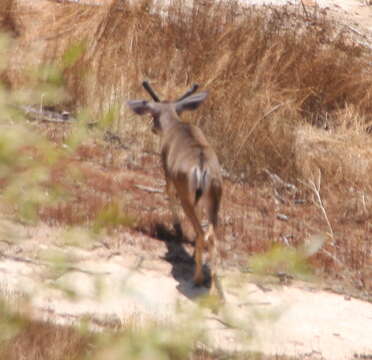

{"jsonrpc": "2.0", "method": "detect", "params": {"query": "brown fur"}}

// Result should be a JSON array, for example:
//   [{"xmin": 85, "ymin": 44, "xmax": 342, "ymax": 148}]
[{"xmin": 128, "ymin": 86, "xmax": 224, "ymax": 299}]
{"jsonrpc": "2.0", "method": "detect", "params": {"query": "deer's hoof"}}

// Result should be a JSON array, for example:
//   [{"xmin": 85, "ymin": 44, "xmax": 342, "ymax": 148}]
[{"xmin": 193, "ymin": 273, "xmax": 205, "ymax": 286}]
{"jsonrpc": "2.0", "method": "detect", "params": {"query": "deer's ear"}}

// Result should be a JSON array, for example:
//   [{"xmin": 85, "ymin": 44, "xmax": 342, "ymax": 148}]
[
  {"xmin": 127, "ymin": 100, "xmax": 152, "ymax": 115},
  {"xmin": 175, "ymin": 92, "xmax": 208, "ymax": 114}
]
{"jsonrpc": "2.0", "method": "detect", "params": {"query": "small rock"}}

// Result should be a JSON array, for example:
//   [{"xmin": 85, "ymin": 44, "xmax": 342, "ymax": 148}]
[{"xmin": 277, "ymin": 213, "xmax": 289, "ymax": 221}]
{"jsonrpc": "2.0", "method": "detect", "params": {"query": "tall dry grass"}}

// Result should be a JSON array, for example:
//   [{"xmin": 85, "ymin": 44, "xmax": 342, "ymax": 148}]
[
  {"xmin": 2, "ymin": 0, "xmax": 372, "ymax": 182},
  {"xmin": 0, "ymin": 319, "xmax": 92, "ymax": 360}
]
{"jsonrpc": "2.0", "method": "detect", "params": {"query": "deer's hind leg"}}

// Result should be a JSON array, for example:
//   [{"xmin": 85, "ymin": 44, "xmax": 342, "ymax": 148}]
[
  {"xmin": 177, "ymin": 190, "xmax": 206, "ymax": 286},
  {"xmin": 165, "ymin": 176, "xmax": 182, "ymax": 233},
  {"xmin": 205, "ymin": 182, "xmax": 225, "ymax": 301}
]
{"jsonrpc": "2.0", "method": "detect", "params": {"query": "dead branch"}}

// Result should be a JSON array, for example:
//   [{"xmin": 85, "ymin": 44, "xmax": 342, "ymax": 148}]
[
  {"xmin": 0, "ymin": 251, "xmax": 46, "ymax": 266},
  {"xmin": 299, "ymin": 0, "xmax": 310, "ymax": 19},
  {"xmin": 299, "ymin": 169, "xmax": 334, "ymax": 237},
  {"xmin": 134, "ymin": 184, "xmax": 163, "ymax": 193},
  {"xmin": 264, "ymin": 169, "xmax": 298, "ymax": 193},
  {"xmin": 19, "ymin": 105, "xmax": 75, "ymax": 123},
  {"xmin": 48, "ymin": 0, "xmax": 102, "ymax": 7},
  {"xmin": 310, "ymin": 171, "xmax": 333, "ymax": 237},
  {"xmin": 344, "ymin": 24, "xmax": 365, "ymax": 38}
]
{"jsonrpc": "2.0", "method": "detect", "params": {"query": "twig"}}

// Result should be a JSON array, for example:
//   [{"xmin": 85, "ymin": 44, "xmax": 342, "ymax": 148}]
[
  {"xmin": 300, "ymin": 169, "xmax": 334, "ymax": 238},
  {"xmin": 19, "ymin": 105, "xmax": 75, "ymax": 123},
  {"xmin": 255, "ymin": 283, "xmax": 272, "ymax": 292},
  {"xmin": 345, "ymin": 24, "xmax": 365, "ymax": 38},
  {"xmin": 238, "ymin": 301, "xmax": 271, "ymax": 307},
  {"xmin": 265, "ymin": 169, "xmax": 298, "ymax": 205},
  {"xmin": 19, "ymin": 105, "xmax": 130, "ymax": 150},
  {"xmin": 262, "ymin": 103, "xmax": 285, "ymax": 120},
  {"xmin": 243, "ymin": 103, "xmax": 285, "ymax": 142},
  {"xmin": 205, "ymin": 316, "xmax": 240, "ymax": 330},
  {"xmin": 232, "ymin": 103, "xmax": 286, "ymax": 170},
  {"xmin": 296, "ymin": 181, "xmax": 345, "ymax": 265},
  {"xmin": 300, "ymin": 0, "xmax": 310, "ymax": 19},
  {"xmin": 338, "ymin": 23, "xmax": 372, "ymax": 52},
  {"xmin": 0, "ymin": 251, "xmax": 47, "ymax": 266},
  {"xmin": 49, "ymin": 0, "xmax": 102, "ymax": 6},
  {"xmin": 134, "ymin": 184, "xmax": 163, "ymax": 194},
  {"xmin": 0, "ymin": 251, "xmax": 112, "ymax": 277},
  {"xmin": 264, "ymin": 169, "xmax": 298, "ymax": 193},
  {"xmin": 64, "ymin": 266, "xmax": 111, "ymax": 276},
  {"xmin": 321, "ymin": 248, "xmax": 343, "ymax": 266},
  {"xmin": 273, "ymin": 188, "xmax": 286, "ymax": 204}
]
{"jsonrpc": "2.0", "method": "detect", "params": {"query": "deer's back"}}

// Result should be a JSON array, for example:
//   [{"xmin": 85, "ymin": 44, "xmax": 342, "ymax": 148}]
[{"xmin": 161, "ymin": 122, "xmax": 221, "ymax": 182}]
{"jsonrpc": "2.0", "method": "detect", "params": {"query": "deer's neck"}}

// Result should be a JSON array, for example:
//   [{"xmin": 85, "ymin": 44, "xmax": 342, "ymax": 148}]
[{"xmin": 160, "ymin": 111, "xmax": 180, "ymax": 133}]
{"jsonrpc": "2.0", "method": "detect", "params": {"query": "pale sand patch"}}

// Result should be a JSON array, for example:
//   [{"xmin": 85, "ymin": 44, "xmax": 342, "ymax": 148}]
[{"xmin": 1, "ymin": 228, "xmax": 371, "ymax": 359}]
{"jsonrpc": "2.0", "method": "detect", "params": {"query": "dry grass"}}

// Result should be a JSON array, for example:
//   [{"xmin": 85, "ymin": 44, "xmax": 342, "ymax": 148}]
[
  {"xmin": 38, "ymin": 139, "xmax": 136, "ymax": 228},
  {"xmin": 2, "ymin": 0, "xmax": 372, "ymax": 181},
  {"xmin": 0, "ymin": 302, "xmax": 294, "ymax": 360},
  {"xmin": 0, "ymin": 321, "xmax": 295, "ymax": 360},
  {"xmin": 0, "ymin": 0, "xmax": 370, "ymax": 291},
  {"xmin": 0, "ymin": 317, "xmax": 93, "ymax": 360}
]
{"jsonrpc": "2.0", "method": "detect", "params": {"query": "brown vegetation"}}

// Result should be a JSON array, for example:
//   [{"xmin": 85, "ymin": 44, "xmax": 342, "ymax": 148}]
[
  {"xmin": 3, "ymin": 1, "xmax": 372, "ymax": 183},
  {"xmin": 0, "ymin": 0, "xmax": 371, "ymax": 357},
  {"xmin": 0, "ymin": 318, "xmax": 92, "ymax": 360},
  {"xmin": 0, "ymin": 311, "xmax": 295, "ymax": 360},
  {"xmin": 2, "ymin": 0, "xmax": 372, "ymax": 181},
  {"xmin": 0, "ymin": 0, "xmax": 370, "ymax": 290}
]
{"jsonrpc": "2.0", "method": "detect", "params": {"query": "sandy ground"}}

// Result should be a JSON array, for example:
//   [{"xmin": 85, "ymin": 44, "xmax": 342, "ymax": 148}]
[{"xmin": 0, "ymin": 220, "xmax": 371, "ymax": 359}]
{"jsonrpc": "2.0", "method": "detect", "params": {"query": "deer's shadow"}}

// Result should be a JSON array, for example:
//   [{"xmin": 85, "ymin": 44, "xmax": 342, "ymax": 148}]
[{"xmin": 154, "ymin": 223, "xmax": 211, "ymax": 301}]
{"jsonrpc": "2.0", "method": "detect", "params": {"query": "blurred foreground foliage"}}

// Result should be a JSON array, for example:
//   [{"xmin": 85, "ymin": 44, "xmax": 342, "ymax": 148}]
[
  {"xmin": 0, "ymin": 296, "xmax": 203, "ymax": 360},
  {"xmin": 0, "ymin": 31, "xmax": 204, "ymax": 360},
  {"xmin": 0, "ymin": 34, "xmax": 131, "ymax": 232}
]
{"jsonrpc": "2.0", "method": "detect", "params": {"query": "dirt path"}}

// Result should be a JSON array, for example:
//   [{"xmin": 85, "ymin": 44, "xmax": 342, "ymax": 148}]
[{"xmin": 0, "ymin": 221, "xmax": 371, "ymax": 360}]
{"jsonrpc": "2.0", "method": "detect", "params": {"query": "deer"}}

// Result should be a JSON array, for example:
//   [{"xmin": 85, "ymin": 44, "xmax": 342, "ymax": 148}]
[{"xmin": 127, "ymin": 81, "xmax": 224, "ymax": 300}]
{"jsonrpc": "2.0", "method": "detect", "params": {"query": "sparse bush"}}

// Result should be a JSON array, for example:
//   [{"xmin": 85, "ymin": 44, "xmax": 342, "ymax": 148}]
[{"xmin": 2, "ymin": 0, "xmax": 371, "ymax": 181}]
